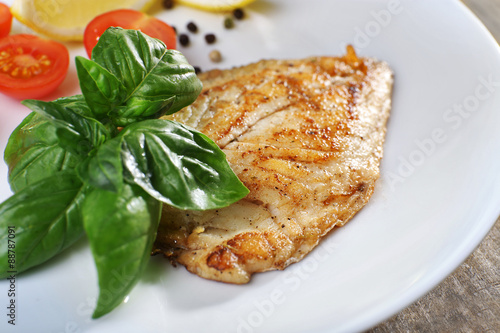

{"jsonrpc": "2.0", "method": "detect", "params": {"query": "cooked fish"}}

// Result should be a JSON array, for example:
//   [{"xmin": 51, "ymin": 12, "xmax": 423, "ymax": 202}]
[{"xmin": 153, "ymin": 46, "xmax": 393, "ymax": 284}]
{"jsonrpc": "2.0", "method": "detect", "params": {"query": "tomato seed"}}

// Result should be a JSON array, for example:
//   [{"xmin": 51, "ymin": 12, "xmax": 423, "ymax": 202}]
[
  {"xmin": 1, "ymin": 62, "xmax": 11, "ymax": 72},
  {"xmin": 10, "ymin": 67, "xmax": 19, "ymax": 77},
  {"xmin": 30, "ymin": 64, "xmax": 42, "ymax": 75},
  {"xmin": 0, "ymin": 49, "xmax": 52, "ymax": 78},
  {"xmin": 21, "ymin": 67, "xmax": 31, "ymax": 79}
]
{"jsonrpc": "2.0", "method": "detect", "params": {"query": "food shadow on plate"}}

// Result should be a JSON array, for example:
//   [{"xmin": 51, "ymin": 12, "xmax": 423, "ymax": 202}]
[
  {"xmin": 18, "ymin": 236, "xmax": 90, "ymax": 279},
  {"xmin": 141, "ymin": 253, "xmax": 281, "ymax": 310}
]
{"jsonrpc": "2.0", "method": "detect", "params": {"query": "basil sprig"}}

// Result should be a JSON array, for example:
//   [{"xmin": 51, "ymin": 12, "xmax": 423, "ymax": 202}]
[{"xmin": 0, "ymin": 28, "xmax": 248, "ymax": 318}]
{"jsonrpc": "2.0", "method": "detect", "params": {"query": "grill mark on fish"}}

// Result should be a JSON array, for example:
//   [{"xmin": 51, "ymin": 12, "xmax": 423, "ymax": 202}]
[{"xmin": 154, "ymin": 47, "xmax": 393, "ymax": 284}]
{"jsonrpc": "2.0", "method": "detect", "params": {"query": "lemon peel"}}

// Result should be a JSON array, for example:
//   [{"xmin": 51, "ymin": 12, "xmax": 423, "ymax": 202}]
[
  {"xmin": 10, "ymin": 0, "xmax": 156, "ymax": 42},
  {"xmin": 175, "ymin": 0, "xmax": 256, "ymax": 12}
]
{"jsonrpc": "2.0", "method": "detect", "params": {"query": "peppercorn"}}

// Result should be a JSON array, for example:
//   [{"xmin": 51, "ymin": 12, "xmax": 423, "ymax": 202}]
[
  {"xmin": 233, "ymin": 8, "xmax": 244, "ymax": 20},
  {"xmin": 209, "ymin": 50, "xmax": 222, "ymax": 62},
  {"xmin": 162, "ymin": 0, "xmax": 174, "ymax": 9},
  {"xmin": 224, "ymin": 17, "xmax": 234, "ymax": 29},
  {"xmin": 194, "ymin": 66, "xmax": 202, "ymax": 75},
  {"xmin": 179, "ymin": 33, "xmax": 190, "ymax": 46},
  {"xmin": 204, "ymin": 33, "xmax": 216, "ymax": 44},
  {"xmin": 187, "ymin": 22, "xmax": 198, "ymax": 33}
]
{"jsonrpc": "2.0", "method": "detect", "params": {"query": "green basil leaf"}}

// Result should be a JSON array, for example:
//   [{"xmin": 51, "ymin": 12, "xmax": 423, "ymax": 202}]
[
  {"xmin": 22, "ymin": 99, "xmax": 111, "ymax": 155},
  {"xmin": 0, "ymin": 173, "xmax": 86, "ymax": 278},
  {"xmin": 75, "ymin": 56, "xmax": 127, "ymax": 119},
  {"xmin": 50, "ymin": 94, "xmax": 94, "ymax": 117},
  {"xmin": 4, "ymin": 112, "xmax": 82, "ymax": 192},
  {"xmin": 82, "ymin": 183, "xmax": 161, "ymax": 318},
  {"xmin": 91, "ymin": 27, "xmax": 202, "ymax": 126},
  {"xmin": 113, "ymin": 97, "xmax": 175, "ymax": 126},
  {"xmin": 76, "ymin": 136, "xmax": 124, "ymax": 193},
  {"xmin": 120, "ymin": 119, "xmax": 249, "ymax": 210}
]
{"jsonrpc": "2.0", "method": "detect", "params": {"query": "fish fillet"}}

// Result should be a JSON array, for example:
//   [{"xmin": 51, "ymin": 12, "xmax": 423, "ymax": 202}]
[{"xmin": 153, "ymin": 47, "xmax": 393, "ymax": 284}]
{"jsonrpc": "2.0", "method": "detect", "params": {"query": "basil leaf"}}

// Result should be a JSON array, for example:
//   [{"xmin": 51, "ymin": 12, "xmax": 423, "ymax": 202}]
[
  {"xmin": 76, "ymin": 136, "xmax": 124, "ymax": 193},
  {"xmin": 113, "ymin": 97, "xmax": 175, "ymax": 126},
  {"xmin": 50, "ymin": 94, "xmax": 94, "ymax": 117},
  {"xmin": 82, "ymin": 183, "xmax": 161, "ymax": 318},
  {"xmin": 75, "ymin": 56, "xmax": 127, "ymax": 119},
  {"xmin": 120, "ymin": 119, "xmax": 249, "ymax": 210},
  {"xmin": 0, "ymin": 173, "xmax": 86, "ymax": 278},
  {"xmin": 22, "ymin": 99, "xmax": 111, "ymax": 155},
  {"xmin": 91, "ymin": 28, "xmax": 202, "ymax": 126},
  {"xmin": 4, "ymin": 113, "xmax": 82, "ymax": 192}
]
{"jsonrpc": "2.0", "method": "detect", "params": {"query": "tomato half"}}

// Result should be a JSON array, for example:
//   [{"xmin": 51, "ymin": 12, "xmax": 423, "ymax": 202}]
[
  {"xmin": 84, "ymin": 9, "xmax": 176, "ymax": 58},
  {"xmin": 0, "ymin": 34, "xmax": 69, "ymax": 99},
  {"xmin": 0, "ymin": 3, "xmax": 12, "ymax": 38}
]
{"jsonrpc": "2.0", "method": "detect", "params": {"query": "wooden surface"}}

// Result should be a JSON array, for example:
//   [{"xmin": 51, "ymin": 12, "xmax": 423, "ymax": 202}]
[{"xmin": 367, "ymin": 1, "xmax": 500, "ymax": 332}]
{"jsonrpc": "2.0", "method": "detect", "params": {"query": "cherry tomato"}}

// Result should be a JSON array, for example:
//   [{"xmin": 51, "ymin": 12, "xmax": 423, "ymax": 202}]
[
  {"xmin": 0, "ymin": 3, "xmax": 12, "ymax": 38},
  {"xmin": 84, "ymin": 9, "xmax": 176, "ymax": 58},
  {"xmin": 0, "ymin": 34, "xmax": 69, "ymax": 99}
]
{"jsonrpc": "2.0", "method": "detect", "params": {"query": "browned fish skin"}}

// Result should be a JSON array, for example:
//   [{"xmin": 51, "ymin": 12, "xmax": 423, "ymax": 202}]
[{"xmin": 153, "ymin": 47, "xmax": 393, "ymax": 284}]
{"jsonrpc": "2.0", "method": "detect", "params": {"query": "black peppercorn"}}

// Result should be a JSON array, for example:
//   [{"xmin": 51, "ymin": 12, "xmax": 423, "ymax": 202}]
[
  {"xmin": 194, "ymin": 66, "xmax": 202, "ymax": 74},
  {"xmin": 162, "ymin": 0, "xmax": 174, "ymax": 9},
  {"xmin": 187, "ymin": 22, "xmax": 198, "ymax": 33},
  {"xmin": 179, "ymin": 33, "xmax": 190, "ymax": 46},
  {"xmin": 233, "ymin": 8, "xmax": 244, "ymax": 20},
  {"xmin": 204, "ymin": 33, "xmax": 216, "ymax": 44}
]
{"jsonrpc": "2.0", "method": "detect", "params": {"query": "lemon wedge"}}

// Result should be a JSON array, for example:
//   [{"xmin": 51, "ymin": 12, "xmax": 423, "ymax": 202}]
[
  {"xmin": 175, "ymin": 0, "xmax": 256, "ymax": 12},
  {"xmin": 10, "ymin": 0, "xmax": 157, "ymax": 42}
]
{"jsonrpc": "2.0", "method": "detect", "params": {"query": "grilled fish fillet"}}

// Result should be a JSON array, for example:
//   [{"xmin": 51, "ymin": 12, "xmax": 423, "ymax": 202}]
[{"xmin": 153, "ymin": 47, "xmax": 393, "ymax": 284}]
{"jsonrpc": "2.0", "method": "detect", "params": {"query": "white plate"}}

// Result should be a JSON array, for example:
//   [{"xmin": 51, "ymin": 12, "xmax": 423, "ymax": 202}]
[{"xmin": 1, "ymin": 0, "xmax": 500, "ymax": 332}]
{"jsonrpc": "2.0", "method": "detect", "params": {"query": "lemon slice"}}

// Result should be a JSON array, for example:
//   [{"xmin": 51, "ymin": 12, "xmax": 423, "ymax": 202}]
[
  {"xmin": 10, "ymin": 0, "xmax": 156, "ymax": 42},
  {"xmin": 176, "ymin": 0, "xmax": 256, "ymax": 12}
]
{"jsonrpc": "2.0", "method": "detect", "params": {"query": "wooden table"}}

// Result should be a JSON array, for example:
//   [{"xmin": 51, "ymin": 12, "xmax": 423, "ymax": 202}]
[{"xmin": 368, "ymin": 1, "xmax": 500, "ymax": 332}]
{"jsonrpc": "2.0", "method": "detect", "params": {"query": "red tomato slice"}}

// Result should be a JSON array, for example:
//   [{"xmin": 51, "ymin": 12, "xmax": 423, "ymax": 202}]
[
  {"xmin": 84, "ymin": 9, "xmax": 176, "ymax": 58},
  {"xmin": 0, "ymin": 3, "xmax": 12, "ymax": 38},
  {"xmin": 0, "ymin": 34, "xmax": 69, "ymax": 99}
]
